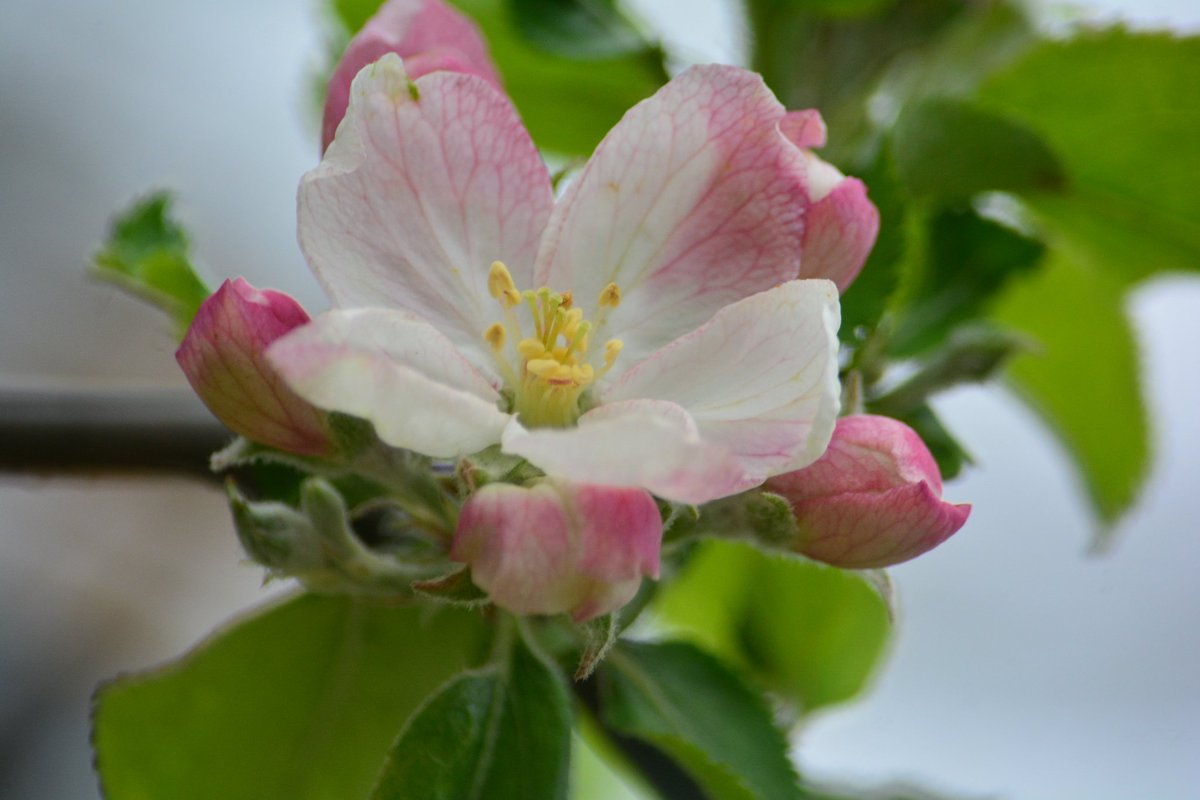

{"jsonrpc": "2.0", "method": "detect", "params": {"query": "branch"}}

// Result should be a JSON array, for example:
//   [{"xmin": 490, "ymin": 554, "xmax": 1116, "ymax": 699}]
[{"xmin": 0, "ymin": 387, "xmax": 227, "ymax": 479}]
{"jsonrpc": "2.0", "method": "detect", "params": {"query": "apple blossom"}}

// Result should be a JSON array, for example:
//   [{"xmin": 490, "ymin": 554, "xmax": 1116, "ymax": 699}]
[
  {"xmin": 766, "ymin": 414, "xmax": 971, "ymax": 569},
  {"xmin": 269, "ymin": 54, "xmax": 870, "ymax": 507},
  {"xmin": 452, "ymin": 480, "xmax": 662, "ymax": 621},
  {"xmin": 321, "ymin": 0, "xmax": 500, "ymax": 152},
  {"xmin": 177, "ymin": 278, "xmax": 332, "ymax": 456}
]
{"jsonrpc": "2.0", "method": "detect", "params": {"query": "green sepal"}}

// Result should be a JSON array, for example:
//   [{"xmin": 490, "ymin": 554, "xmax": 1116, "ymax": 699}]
[
  {"xmin": 412, "ymin": 567, "xmax": 492, "ymax": 609},
  {"xmin": 574, "ymin": 612, "xmax": 619, "ymax": 681},
  {"xmin": 228, "ymin": 477, "xmax": 442, "ymax": 596}
]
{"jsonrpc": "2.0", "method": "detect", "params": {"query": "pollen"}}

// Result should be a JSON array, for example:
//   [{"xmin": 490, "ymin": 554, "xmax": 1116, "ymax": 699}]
[{"xmin": 481, "ymin": 268, "xmax": 624, "ymax": 428}]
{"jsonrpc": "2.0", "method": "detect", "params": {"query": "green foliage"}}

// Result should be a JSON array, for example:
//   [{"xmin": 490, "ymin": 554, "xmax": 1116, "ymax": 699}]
[
  {"xmin": 91, "ymin": 192, "xmax": 210, "ymax": 337},
  {"xmin": 598, "ymin": 640, "xmax": 803, "ymax": 800},
  {"xmin": 839, "ymin": 154, "xmax": 905, "ymax": 341},
  {"xmin": 992, "ymin": 250, "xmax": 1149, "ymax": 529},
  {"xmin": 887, "ymin": 210, "xmax": 1043, "ymax": 356},
  {"xmin": 93, "ymin": 595, "xmax": 488, "ymax": 800},
  {"xmin": 456, "ymin": 0, "xmax": 666, "ymax": 155},
  {"xmin": 980, "ymin": 30, "xmax": 1200, "ymax": 283},
  {"xmin": 656, "ymin": 540, "xmax": 891, "ymax": 714},
  {"xmin": 370, "ymin": 631, "xmax": 571, "ymax": 799},
  {"xmin": 891, "ymin": 99, "xmax": 1065, "ymax": 202},
  {"xmin": 510, "ymin": 0, "xmax": 653, "ymax": 58},
  {"xmin": 747, "ymin": 0, "xmax": 969, "ymax": 161}
]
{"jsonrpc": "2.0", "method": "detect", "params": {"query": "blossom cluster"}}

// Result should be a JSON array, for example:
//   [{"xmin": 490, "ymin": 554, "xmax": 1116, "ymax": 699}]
[{"xmin": 176, "ymin": 0, "xmax": 969, "ymax": 621}]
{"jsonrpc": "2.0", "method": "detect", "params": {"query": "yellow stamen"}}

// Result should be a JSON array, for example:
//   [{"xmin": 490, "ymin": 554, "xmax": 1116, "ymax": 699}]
[
  {"xmin": 604, "ymin": 338, "xmax": 624, "ymax": 367},
  {"xmin": 484, "ymin": 322, "xmax": 506, "ymax": 351},
  {"xmin": 488, "ymin": 261, "xmax": 520, "ymax": 307},
  {"xmin": 598, "ymin": 282, "xmax": 622, "ymax": 309},
  {"xmin": 516, "ymin": 338, "xmax": 547, "ymax": 360}
]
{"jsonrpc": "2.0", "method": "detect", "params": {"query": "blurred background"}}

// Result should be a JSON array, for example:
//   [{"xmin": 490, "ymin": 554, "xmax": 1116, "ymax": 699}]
[{"xmin": 1, "ymin": 0, "xmax": 1197, "ymax": 797}]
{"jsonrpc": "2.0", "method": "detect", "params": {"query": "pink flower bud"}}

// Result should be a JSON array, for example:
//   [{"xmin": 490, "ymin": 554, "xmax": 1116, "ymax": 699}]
[
  {"xmin": 781, "ymin": 109, "xmax": 880, "ymax": 292},
  {"xmin": 766, "ymin": 415, "xmax": 970, "ymax": 569},
  {"xmin": 322, "ymin": 0, "xmax": 502, "ymax": 152},
  {"xmin": 451, "ymin": 480, "xmax": 662, "ymax": 621},
  {"xmin": 176, "ymin": 278, "xmax": 332, "ymax": 456}
]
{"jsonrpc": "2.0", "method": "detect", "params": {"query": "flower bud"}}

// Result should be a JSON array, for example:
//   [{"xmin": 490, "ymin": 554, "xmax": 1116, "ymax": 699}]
[
  {"xmin": 781, "ymin": 109, "xmax": 880, "ymax": 292},
  {"xmin": 322, "ymin": 0, "xmax": 502, "ymax": 152},
  {"xmin": 766, "ymin": 414, "xmax": 970, "ymax": 569},
  {"xmin": 176, "ymin": 278, "xmax": 332, "ymax": 456},
  {"xmin": 451, "ymin": 480, "xmax": 662, "ymax": 621}
]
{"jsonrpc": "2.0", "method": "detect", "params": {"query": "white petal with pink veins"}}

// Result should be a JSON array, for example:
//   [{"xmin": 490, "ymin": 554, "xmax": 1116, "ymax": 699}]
[
  {"xmin": 301, "ymin": 55, "xmax": 553, "ymax": 368},
  {"xmin": 501, "ymin": 399, "xmax": 748, "ymax": 505},
  {"xmin": 268, "ymin": 308, "xmax": 510, "ymax": 457},
  {"xmin": 605, "ymin": 280, "xmax": 841, "ymax": 481},
  {"xmin": 533, "ymin": 65, "xmax": 816, "ymax": 365}
]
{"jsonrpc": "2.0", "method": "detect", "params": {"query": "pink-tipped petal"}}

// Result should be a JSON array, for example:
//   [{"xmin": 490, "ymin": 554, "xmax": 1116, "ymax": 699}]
[
  {"xmin": 322, "ymin": 0, "xmax": 501, "ymax": 151},
  {"xmin": 800, "ymin": 175, "xmax": 880, "ymax": 292},
  {"xmin": 302, "ymin": 55, "xmax": 553, "ymax": 368},
  {"xmin": 533, "ymin": 65, "xmax": 822, "ymax": 363},
  {"xmin": 766, "ymin": 415, "xmax": 971, "ymax": 569},
  {"xmin": 606, "ymin": 280, "xmax": 842, "ymax": 483},
  {"xmin": 780, "ymin": 109, "xmax": 827, "ymax": 149},
  {"xmin": 176, "ymin": 279, "xmax": 331, "ymax": 456},
  {"xmin": 501, "ymin": 399, "xmax": 748, "ymax": 505},
  {"xmin": 267, "ymin": 308, "xmax": 510, "ymax": 458},
  {"xmin": 451, "ymin": 481, "xmax": 662, "ymax": 621}
]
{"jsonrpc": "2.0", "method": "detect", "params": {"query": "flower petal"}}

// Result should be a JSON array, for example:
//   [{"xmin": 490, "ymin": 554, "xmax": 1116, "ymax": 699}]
[
  {"xmin": 501, "ymin": 399, "xmax": 747, "ymax": 505},
  {"xmin": 451, "ymin": 480, "xmax": 661, "ymax": 621},
  {"xmin": 800, "ymin": 175, "xmax": 880, "ymax": 292},
  {"xmin": 766, "ymin": 415, "xmax": 971, "ymax": 568},
  {"xmin": 605, "ymin": 280, "xmax": 842, "ymax": 482},
  {"xmin": 533, "ymin": 65, "xmax": 817, "ymax": 363},
  {"xmin": 177, "ymin": 279, "xmax": 332, "ymax": 456},
  {"xmin": 321, "ymin": 0, "xmax": 501, "ymax": 151},
  {"xmin": 267, "ymin": 308, "xmax": 510, "ymax": 457},
  {"xmin": 302, "ymin": 54, "xmax": 553, "ymax": 366}
]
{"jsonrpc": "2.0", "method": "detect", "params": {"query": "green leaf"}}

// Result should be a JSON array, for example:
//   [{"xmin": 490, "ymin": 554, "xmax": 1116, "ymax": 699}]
[
  {"xmin": 370, "ymin": 631, "xmax": 571, "ymax": 800},
  {"xmin": 980, "ymin": 30, "xmax": 1200, "ymax": 283},
  {"xmin": 887, "ymin": 209, "xmax": 1044, "ymax": 356},
  {"xmin": 871, "ymin": 326, "xmax": 1031, "ymax": 417},
  {"xmin": 509, "ymin": 0, "xmax": 653, "ymax": 59},
  {"xmin": 455, "ymin": 0, "xmax": 666, "ymax": 155},
  {"xmin": 748, "ymin": 0, "xmax": 968, "ymax": 161},
  {"xmin": 991, "ymin": 249, "xmax": 1149, "ymax": 527},
  {"xmin": 890, "ymin": 99, "xmax": 1065, "ymax": 202},
  {"xmin": 655, "ymin": 540, "xmax": 891, "ymax": 714},
  {"xmin": 93, "ymin": 594, "xmax": 487, "ymax": 800},
  {"xmin": 839, "ymin": 154, "xmax": 905, "ymax": 342},
  {"xmin": 91, "ymin": 192, "xmax": 210, "ymax": 337},
  {"xmin": 599, "ymin": 640, "xmax": 803, "ymax": 800}
]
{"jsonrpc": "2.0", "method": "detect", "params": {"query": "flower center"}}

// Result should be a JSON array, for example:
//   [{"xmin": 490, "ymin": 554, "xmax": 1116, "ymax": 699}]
[{"xmin": 483, "ymin": 261, "xmax": 622, "ymax": 428}]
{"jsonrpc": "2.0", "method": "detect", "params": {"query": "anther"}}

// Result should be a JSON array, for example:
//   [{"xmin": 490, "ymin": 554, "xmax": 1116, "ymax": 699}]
[
  {"xmin": 484, "ymin": 322, "xmax": 506, "ymax": 351},
  {"xmin": 604, "ymin": 338, "xmax": 624, "ymax": 367},
  {"xmin": 598, "ymin": 282, "xmax": 622, "ymax": 309},
  {"xmin": 488, "ymin": 261, "xmax": 520, "ymax": 307}
]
